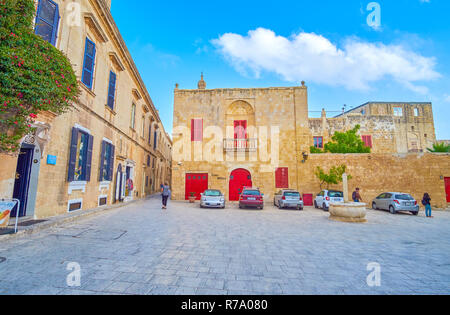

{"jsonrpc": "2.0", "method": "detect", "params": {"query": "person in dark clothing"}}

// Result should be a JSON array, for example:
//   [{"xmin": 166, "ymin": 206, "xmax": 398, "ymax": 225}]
[
  {"xmin": 422, "ymin": 193, "xmax": 432, "ymax": 218},
  {"xmin": 161, "ymin": 183, "xmax": 171, "ymax": 210},
  {"xmin": 352, "ymin": 188, "xmax": 363, "ymax": 203}
]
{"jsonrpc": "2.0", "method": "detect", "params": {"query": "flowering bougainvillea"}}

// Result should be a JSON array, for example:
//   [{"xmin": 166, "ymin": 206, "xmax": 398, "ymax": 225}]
[{"xmin": 0, "ymin": 0, "xmax": 79, "ymax": 153}]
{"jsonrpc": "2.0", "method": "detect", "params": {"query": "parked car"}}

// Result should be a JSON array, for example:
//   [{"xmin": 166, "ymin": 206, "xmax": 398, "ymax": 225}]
[
  {"xmin": 274, "ymin": 190, "xmax": 304, "ymax": 210},
  {"xmin": 239, "ymin": 188, "xmax": 264, "ymax": 210},
  {"xmin": 314, "ymin": 190, "xmax": 344, "ymax": 211},
  {"xmin": 200, "ymin": 190, "xmax": 226, "ymax": 209},
  {"xmin": 372, "ymin": 192, "xmax": 419, "ymax": 215}
]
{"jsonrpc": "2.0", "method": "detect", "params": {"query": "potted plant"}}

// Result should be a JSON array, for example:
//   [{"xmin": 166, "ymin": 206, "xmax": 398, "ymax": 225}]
[{"xmin": 188, "ymin": 192, "xmax": 196, "ymax": 203}]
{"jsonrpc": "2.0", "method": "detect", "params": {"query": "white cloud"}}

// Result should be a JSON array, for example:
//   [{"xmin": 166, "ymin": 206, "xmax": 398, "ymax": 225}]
[
  {"xmin": 212, "ymin": 28, "xmax": 440, "ymax": 93},
  {"xmin": 444, "ymin": 94, "xmax": 450, "ymax": 102}
]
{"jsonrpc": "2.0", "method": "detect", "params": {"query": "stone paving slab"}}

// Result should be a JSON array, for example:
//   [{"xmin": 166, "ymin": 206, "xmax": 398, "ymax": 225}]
[{"xmin": 0, "ymin": 198, "xmax": 449, "ymax": 295}]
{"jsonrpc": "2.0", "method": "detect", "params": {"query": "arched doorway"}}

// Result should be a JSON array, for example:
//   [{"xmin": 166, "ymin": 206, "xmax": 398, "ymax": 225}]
[{"xmin": 229, "ymin": 169, "xmax": 252, "ymax": 201}]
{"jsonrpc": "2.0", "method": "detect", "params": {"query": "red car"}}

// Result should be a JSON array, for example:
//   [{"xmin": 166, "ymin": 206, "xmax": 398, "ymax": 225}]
[{"xmin": 239, "ymin": 188, "xmax": 264, "ymax": 210}]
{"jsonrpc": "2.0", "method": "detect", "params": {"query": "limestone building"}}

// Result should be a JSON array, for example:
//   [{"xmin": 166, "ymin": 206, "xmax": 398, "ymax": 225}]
[
  {"xmin": 0, "ymin": 0, "xmax": 172, "ymax": 219},
  {"xmin": 171, "ymin": 76, "xmax": 449, "ymax": 208}
]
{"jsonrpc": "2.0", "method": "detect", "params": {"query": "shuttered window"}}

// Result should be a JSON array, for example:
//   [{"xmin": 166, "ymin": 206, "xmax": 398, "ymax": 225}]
[
  {"xmin": 68, "ymin": 127, "xmax": 93, "ymax": 182},
  {"xmin": 191, "ymin": 119, "xmax": 203, "ymax": 142},
  {"xmin": 275, "ymin": 168, "xmax": 289, "ymax": 189},
  {"xmin": 148, "ymin": 125, "xmax": 152, "ymax": 145},
  {"xmin": 154, "ymin": 131, "xmax": 158, "ymax": 150},
  {"xmin": 81, "ymin": 38, "xmax": 96, "ymax": 89},
  {"xmin": 34, "ymin": 0, "xmax": 60, "ymax": 45},
  {"xmin": 99, "ymin": 141, "xmax": 115, "ymax": 182},
  {"xmin": 130, "ymin": 103, "xmax": 136, "ymax": 129},
  {"xmin": 107, "ymin": 71, "xmax": 117, "ymax": 110},
  {"xmin": 362, "ymin": 135, "xmax": 373, "ymax": 148}
]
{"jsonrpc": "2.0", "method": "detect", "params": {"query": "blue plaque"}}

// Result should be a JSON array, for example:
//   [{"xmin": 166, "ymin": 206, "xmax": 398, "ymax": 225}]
[{"xmin": 47, "ymin": 155, "xmax": 57, "ymax": 165}]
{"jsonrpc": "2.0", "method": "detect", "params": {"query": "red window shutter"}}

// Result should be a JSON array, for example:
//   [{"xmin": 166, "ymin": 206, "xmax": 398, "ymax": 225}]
[
  {"xmin": 362, "ymin": 135, "xmax": 372, "ymax": 148},
  {"xmin": 276, "ymin": 168, "xmax": 289, "ymax": 188},
  {"xmin": 191, "ymin": 119, "xmax": 203, "ymax": 141}
]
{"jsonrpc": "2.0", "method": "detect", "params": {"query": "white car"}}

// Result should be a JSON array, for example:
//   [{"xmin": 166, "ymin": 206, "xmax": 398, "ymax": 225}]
[{"xmin": 314, "ymin": 190, "xmax": 344, "ymax": 211}]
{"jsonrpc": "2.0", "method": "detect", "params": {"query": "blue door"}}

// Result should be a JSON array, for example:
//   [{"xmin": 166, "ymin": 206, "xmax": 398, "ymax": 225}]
[{"xmin": 11, "ymin": 146, "xmax": 34, "ymax": 217}]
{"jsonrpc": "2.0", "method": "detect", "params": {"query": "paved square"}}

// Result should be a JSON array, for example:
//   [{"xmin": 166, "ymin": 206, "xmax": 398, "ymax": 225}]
[{"xmin": 0, "ymin": 196, "xmax": 449, "ymax": 295}]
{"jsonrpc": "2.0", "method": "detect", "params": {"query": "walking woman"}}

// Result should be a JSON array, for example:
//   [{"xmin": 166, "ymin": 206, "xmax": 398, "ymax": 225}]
[
  {"xmin": 161, "ymin": 183, "xmax": 171, "ymax": 210},
  {"xmin": 422, "ymin": 193, "xmax": 432, "ymax": 218}
]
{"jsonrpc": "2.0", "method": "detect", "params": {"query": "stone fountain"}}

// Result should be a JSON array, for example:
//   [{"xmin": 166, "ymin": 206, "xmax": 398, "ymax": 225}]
[{"xmin": 329, "ymin": 173, "xmax": 367, "ymax": 223}]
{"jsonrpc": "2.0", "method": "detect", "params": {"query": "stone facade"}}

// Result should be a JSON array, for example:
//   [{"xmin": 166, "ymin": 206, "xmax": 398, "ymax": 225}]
[
  {"xmin": 0, "ymin": 0, "xmax": 171, "ymax": 219},
  {"xmin": 172, "ymin": 77, "xmax": 449, "ymax": 208},
  {"xmin": 334, "ymin": 102, "xmax": 437, "ymax": 153}
]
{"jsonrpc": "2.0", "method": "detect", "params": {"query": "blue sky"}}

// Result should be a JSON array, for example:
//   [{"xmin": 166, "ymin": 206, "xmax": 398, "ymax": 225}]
[{"xmin": 111, "ymin": 0, "xmax": 450, "ymax": 139}]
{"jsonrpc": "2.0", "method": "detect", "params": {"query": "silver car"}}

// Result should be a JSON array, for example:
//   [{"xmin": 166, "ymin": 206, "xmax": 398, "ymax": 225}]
[
  {"xmin": 274, "ymin": 190, "xmax": 304, "ymax": 210},
  {"xmin": 372, "ymin": 192, "xmax": 419, "ymax": 215},
  {"xmin": 314, "ymin": 190, "xmax": 344, "ymax": 211},
  {"xmin": 200, "ymin": 190, "xmax": 225, "ymax": 209}
]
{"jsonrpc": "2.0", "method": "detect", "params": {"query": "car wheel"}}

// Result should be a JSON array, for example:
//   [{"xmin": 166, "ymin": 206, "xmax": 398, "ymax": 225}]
[
  {"xmin": 372, "ymin": 202, "xmax": 377, "ymax": 210},
  {"xmin": 298, "ymin": 206, "xmax": 303, "ymax": 211},
  {"xmin": 323, "ymin": 203, "xmax": 329, "ymax": 212},
  {"xmin": 314, "ymin": 201, "xmax": 318, "ymax": 209},
  {"xmin": 389, "ymin": 206, "xmax": 396, "ymax": 214},
  {"xmin": 278, "ymin": 201, "xmax": 283, "ymax": 209},
  {"xmin": 412, "ymin": 211, "xmax": 419, "ymax": 216}
]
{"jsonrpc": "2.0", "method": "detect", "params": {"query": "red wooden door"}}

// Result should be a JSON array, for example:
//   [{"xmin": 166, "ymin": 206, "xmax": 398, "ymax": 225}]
[
  {"xmin": 229, "ymin": 169, "xmax": 252, "ymax": 201},
  {"xmin": 303, "ymin": 194, "xmax": 313, "ymax": 206},
  {"xmin": 445, "ymin": 178, "xmax": 450, "ymax": 203},
  {"xmin": 275, "ymin": 168, "xmax": 289, "ymax": 188},
  {"xmin": 185, "ymin": 173, "xmax": 208, "ymax": 200}
]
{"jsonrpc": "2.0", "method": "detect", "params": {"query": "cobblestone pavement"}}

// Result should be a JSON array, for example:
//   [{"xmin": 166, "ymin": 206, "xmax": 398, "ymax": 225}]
[{"xmin": 0, "ymin": 197, "xmax": 449, "ymax": 295}]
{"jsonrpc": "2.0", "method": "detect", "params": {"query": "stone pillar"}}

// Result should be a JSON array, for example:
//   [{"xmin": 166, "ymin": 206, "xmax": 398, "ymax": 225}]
[{"xmin": 342, "ymin": 173, "xmax": 349, "ymax": 203}]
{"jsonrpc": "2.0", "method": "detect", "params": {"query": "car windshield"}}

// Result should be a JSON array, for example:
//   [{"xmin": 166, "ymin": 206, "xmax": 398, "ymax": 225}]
[
  {"xmin": 329, "ymin": 191, "xmax": 343, "ymax": 197},
  {"xmin": 395, "ymin": 194, "xmax": 414, "ymax": 200},
  {"xmin": 284, "ymin": 192, "xmax": 300, "ymax": 197},
  {"xmin": 204, "ymin": 190, "xmax": 221, "ymax": 197},
  {"xmin": 243, "ymin": 190, "xmax": 261, "ymax": 196}
]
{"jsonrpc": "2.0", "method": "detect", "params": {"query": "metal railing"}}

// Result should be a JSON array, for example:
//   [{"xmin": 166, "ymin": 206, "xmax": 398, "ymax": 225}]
[{"xmin": 223, "ymin": 139, "xmax": 258, "ymax": 152}]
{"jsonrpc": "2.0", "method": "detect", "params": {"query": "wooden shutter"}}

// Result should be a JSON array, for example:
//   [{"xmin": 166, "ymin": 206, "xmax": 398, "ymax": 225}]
[
  {"xmin": 107, "ymin": 71, "xmax": 116, "ymax": 109},
  {"xmin": 99, "ymin": 141, "xmax": 106, "ymax": 181},
  {"xmin": 276, "ymin": 168, "xmax": 289, "ymax": 188},
  {"xmin": 362, "ymin": 135, "xmax": 373, "ymax": 148},
  {"xmin": 35, "ymin": 0, "xmax": 60, "ymax": 45},
  {"xmin": 82, "ymin": 38, "xmax": 96, "ymax": 88},
  {"xmin": 67, "ymin": 128, "xmax": 79, "ymax": 182},
  {"xmin": 85, "ymin": 134, "xmax": 94, "ymax": 182},
  {"xmin": 108, "ymin": 145, "xmax": 115, "ymax": 181},
  {"xmin": 191, "ymin": 119, "xmax": 203, "ymax": 141}
]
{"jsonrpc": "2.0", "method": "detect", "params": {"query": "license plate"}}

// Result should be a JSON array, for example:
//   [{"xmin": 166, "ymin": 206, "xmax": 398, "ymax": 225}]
[{"xmin": 248, "ymin": 198, "xmax": 256, "ymax": 201}]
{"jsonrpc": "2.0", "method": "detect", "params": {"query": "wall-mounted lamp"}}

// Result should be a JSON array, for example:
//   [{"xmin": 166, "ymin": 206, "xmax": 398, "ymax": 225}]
[
  {"xmin": 440, "ymin": 175, "xmax": 444, "ymax": 180},
  {"xmin": 302, "ymin": 152, "xmax": 309, "ymax": 163}
]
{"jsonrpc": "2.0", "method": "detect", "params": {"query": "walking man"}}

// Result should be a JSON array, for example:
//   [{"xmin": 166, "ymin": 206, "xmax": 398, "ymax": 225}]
[
  {"xmin": 352, "ymin": 188, "xmax": 363, "ymax": 203},
  {"xmin": 161, "ymin": 182, "xmax": 171, "ymax": 210}
]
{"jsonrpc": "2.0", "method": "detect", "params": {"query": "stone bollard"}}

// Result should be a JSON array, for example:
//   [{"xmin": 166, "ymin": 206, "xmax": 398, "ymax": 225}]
[{"xmin": 329, "ymin": 202, "xmax": 368, "ymax": 223}]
